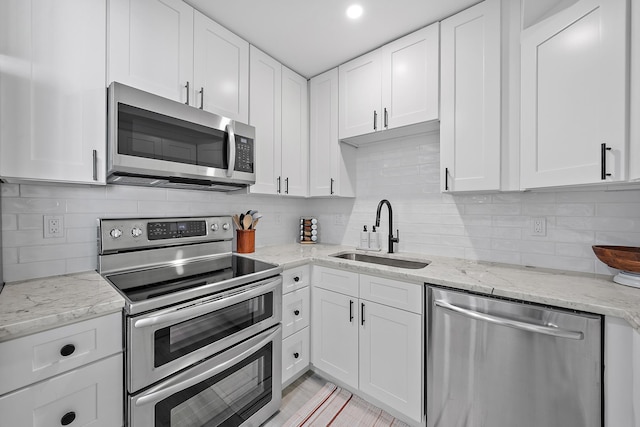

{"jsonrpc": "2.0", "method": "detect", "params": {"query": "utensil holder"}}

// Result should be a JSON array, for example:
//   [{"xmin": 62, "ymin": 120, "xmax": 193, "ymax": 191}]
[{"xmin": 236, "ymin": 229, "xmax": 255, "ymax": 253}]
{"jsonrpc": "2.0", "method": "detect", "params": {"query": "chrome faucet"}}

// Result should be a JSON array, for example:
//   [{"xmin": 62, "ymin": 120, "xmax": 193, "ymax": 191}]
[{"xmin": 375, "ymin": 199, "xmax": 399, "ymax": 253}]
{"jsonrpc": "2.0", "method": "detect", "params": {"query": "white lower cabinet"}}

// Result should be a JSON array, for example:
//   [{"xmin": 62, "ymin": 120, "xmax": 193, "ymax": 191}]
[
  {"xmin": 0, "ymin": 311, "xmax": 123, "ymax": 426},
  {"xmin": 0, "ymin": 354, "xmax": 122, "ymax": 427},
  {"xmin": 311, "ymin": 266, "xmax": 423, "ymax": 424},
  {"xmin": 604, "ymin": 316, "xmax": 640, "ymax": 427},
  {"xmin": 281, "ymin": 265, "xmax": 311, "ymax": 386}
]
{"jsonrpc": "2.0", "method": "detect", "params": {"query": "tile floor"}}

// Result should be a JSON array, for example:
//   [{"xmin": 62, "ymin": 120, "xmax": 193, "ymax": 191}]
[{"xmin": 261, "ymin": 371, "xmax": 326, "ymax": 426}]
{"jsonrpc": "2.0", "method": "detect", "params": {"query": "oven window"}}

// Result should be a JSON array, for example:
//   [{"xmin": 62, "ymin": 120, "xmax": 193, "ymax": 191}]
[
  {"xmin": 117, "ymin": 104, "xmax": 228, "ymax": 169},
  {"xmin": 154, "ymin": 292, "xmax": 274, "ymax": 367},
  {"xmin": 155, "ymin": 342, "xmax": 273, "ymax": 427}
]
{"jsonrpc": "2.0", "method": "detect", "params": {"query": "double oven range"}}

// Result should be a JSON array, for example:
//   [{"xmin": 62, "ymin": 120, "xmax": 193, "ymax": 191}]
[{"xmin": 97, "ymin": 216, "xmax": 283, "ymax": 427}]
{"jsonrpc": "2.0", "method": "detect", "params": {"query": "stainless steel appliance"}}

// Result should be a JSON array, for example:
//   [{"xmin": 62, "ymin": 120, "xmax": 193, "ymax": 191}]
[
  {"xmin": 98, "ymin": 216, "xmax": 282, "ymax": 427},
  {"xmin": 426, "ymin": 286, "xmax": 602, "ymax": 427},
  {"xmin": 107, "ymin": 82, "xmax": 255, "ymax": 191}
]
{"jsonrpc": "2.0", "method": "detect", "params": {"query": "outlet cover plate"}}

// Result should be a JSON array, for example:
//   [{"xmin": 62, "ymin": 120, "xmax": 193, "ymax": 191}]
[
  {"xmin": 44, "ymin": 215, "xmax": 64, "ymax": 238},
  {"xmin": 531, "ymin": 217, "xmax": 546, "ymax": 236}
]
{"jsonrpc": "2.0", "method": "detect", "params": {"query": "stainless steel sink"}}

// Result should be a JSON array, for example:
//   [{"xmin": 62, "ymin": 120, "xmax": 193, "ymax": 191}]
[{"xmin": 330, "ymin": 252, "xmax": 430, "ymax": 269}]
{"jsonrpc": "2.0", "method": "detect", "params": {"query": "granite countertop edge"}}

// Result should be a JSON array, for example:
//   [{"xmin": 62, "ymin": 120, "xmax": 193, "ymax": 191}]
[{"xmin": 0, "ymin": 271, "xmax": 125, "ymax": 342}]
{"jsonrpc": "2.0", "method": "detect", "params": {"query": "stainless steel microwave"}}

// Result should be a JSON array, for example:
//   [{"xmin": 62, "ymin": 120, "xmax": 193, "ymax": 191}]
[{"xmin": 107, "ymin": 82, "xmax": 255, "ymax": 191}]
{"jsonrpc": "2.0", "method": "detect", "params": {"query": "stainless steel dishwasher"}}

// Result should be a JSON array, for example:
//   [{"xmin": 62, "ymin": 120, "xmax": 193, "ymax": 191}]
[{"xmin": 426, "ymin": 286, "xmax": 602, "ymax": 427}]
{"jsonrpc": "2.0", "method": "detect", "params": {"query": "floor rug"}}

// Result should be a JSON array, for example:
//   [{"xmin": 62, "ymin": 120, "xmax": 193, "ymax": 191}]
[{"xmin": 283, "ymin": 382, "xmax": 410, "ymax": 427}]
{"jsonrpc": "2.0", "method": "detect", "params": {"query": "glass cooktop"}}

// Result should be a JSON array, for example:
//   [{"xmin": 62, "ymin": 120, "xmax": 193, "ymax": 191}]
[{"xmin": 106, "ymin": 255, "xmax": 278, "ymax": 303}]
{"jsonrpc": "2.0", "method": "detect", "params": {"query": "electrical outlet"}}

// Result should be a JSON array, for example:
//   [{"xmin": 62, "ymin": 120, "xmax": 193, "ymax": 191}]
[
  {"xmin": 44, "ymin": 215, "xmax": 64, "ymax": 238},
  {"xmin": 531, "ymin": 217, "xmax": 546, "ymax": 236}
]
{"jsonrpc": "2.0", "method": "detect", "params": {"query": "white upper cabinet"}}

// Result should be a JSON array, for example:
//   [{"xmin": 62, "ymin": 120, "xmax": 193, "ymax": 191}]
[
  {"xmin": 249, "ymin": 46, "xmax": 282, "ymax": 195},
  {"xmin": 109, "ymin": 0, "xmax": 194, "ymax": 104},
  {"xmin": 338, "ymin": 23, "xmax": 439, "ymax": 140},
  {"xmin": 249, "ymin": 46, "xmax": 308, "ymax": 196},
  {"xmin": 309, "ymin": 68, "xmax": 356, "ymax": 197},
  {"xmin": 520, "ymin": 0, "xmax": 628, "ymax": 189},
  {"xmin": 0, "ymin": 0, "xmax": 106, "ymax": 184},
  {"xmin": 339, "ymin": 51, "xmax": 383, "ymax": 139},
  {"xmin": 440, "ymin": 0, "xmax": 501, "ymax": 192},
  {"xmin": 193, "ymin": 11, "xmax": 249, "ymax": 122},
  {"xmin": 281, "ymin": 67, "xmax": 309, "ymax": 197},
  {"xmin": 109, "ymin": 0, "xmax": 249, "ymax": 122}
]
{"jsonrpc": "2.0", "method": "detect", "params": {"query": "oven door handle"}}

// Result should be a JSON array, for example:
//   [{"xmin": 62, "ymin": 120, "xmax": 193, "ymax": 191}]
[
  {"xmin": 133, "ymin": 278, "xmax": 280, "ymax": 329},
  {"xmin": 134, "ymin": 326, "xmax": 280, "ymax": 407}
]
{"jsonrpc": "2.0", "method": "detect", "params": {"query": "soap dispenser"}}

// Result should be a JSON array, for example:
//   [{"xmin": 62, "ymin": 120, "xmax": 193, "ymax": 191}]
[
  {"xmin": 359, "ymin": 225, "xmax": 370, "ymax": 249},
  {"xmin": 371, "ymin": 225, "xmax": 381, "ymax": 251}
]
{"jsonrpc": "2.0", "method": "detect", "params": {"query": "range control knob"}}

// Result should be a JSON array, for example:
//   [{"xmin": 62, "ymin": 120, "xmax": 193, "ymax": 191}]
[
  {"xmin": 110, "ymin": 228, "xmax": 122, "ymax": 239},
  {"xmin": 211, "ymin": 223, "xmax": 219, "ymax": 232},
  {"xmin": 131, "ymin": 227, "xmax": 143, "ymax": 238},
  {"xmin": 222, "ymin": 223, "xmax": 230, "ymax": 231}
]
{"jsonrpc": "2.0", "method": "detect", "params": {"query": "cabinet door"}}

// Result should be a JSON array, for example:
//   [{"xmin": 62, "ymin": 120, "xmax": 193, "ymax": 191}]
[
  {"xmin": 193, "ymin": 10, "xmax": 249, "ymax": 122},
  {"xmin": 109, "ymin": 0, "xmax": 194, "ymax": 104},
  {"xmin": 282, "ymin": 327, "xmax": 310, "ymax": 386},
  {"xmin": 440, "ymin": 0, "xmax": 501, "ymax": 192},
  {"xmin": 281, "ymin": 66, "xmax": 309, "ymax": 196},
  {"xmin": 382, "ymin": 23, "xmax": 439, "ymax": 130},
  {"xmin": 282, "ymin": 286, "xmax": 310, "ymax": 338},
  {"xmin": 359, "ymin": 300, "xmax": 422, "ymax": 423},
  {"xmin": 520, "ymin": 0, "xmax": 628, "ymax": 188},
  {"xmin": 0, "ymin": 354, "xmax": 122, "ymax": 427},
  {"xmin": 0, "ymin": 0, "xmax": 106, "ymax": 184},
  {"xmin": 249, "ymin": 46, "xmax": 282, "ymax": 194},
  {"xmin": 339, "ymin": 51, "xmax": 382, "ymax": 139},
  {"xmin": 311, "ymin": 287, "xmax": 358, "ymax": 389},
  {"xmin": 309, "ymin": 68, "xmax": 356, "ymax": 197}
]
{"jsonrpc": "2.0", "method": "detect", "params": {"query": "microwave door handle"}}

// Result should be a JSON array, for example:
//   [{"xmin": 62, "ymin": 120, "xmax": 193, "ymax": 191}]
[
  {"xmin": 134, "ymin": 326, "xmax": 280, "ymax": 407},
  {"xmin": 226, "ymin": 123, "xmax": 236, "ymax": 177},
  {"xmin": 133, "ymin": 278, "xmax": 279, "ymax": 329}
]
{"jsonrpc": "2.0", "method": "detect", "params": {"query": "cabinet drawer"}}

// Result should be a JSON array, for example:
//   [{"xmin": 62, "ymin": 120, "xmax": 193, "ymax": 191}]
[
  {"xmin": 283, "ymin": 264, "xmax": 310, "ymax": 294},
  {"xmin": 0, "ymin": 312, "xmax": 122, "ymax": 395},
  {"xmin": 0, "ymin": 353, "xmax": 123, "ymax": 426},
  {"xmin": 359, "ymin": 274, "xmax": 422, "ymax": 314},
  {"xmin": 282, "ymin": 327, "xmax": 310, "ymax": 385},
  {"xmin": 282, "ymin": 286, "xmax": 310, "ymax": 338},
  {"xmin": 313, "ymin": 265, "xmax": 358, "ymax": 296}
]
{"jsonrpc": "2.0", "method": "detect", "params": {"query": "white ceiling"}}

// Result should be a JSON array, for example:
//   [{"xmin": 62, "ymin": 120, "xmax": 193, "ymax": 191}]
[{"xmin": 185, "ymin": 0, "xmax": 480, "ymax": 79}]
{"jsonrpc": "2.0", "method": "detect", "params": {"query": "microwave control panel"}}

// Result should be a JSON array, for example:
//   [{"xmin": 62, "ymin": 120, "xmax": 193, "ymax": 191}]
[{"xmin": 235, "ymin": 136, "xmax": 254, "ymax": 173}]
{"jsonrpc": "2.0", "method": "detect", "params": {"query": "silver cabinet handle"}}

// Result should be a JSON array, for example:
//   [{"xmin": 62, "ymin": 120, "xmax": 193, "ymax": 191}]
[
  {"xmin": 199, "ymin": 87, "xmax": 204, "ymax": 110},
  {"xmin": 285, "ymin": 177, "xmax": 289, "ymax": 194},
  {"xmin": 433, "ymin": 299, "xmax": 584, "ymax": 340},
  {"xmin": 384, "ymin": 107, "xmax": 388, "ymax": 128},
  {"xmin": 134, "ymin": 326, "xmax": 280, "ymax": 407},
  {"xmin": 277, "ymin": 176, "xmax": 281, "ymax": 194},
  {"xmin": 445, "ymin": 167, "xmax": 449, "ymax": 191},
  {"xmin": 373, "ymin": 110, "xmax": 377, "ymax": 131},
  {"xmin": 134, "ymin": 278, "xmax": 279, "ymax": 329},
  {"xmin": 330, "ymin": 178, "xmax": 334, "ymax": 195},
  {"xmin": 92, "ymin": 150, "xmax": 98, "ymax": 181},
  {"xmin": 225, "ymin": 123, "xmax": 236, "ymax": 177},
  {"xmin": 185, "ymin": 81, "xmax": 190, "ymax": 105}
]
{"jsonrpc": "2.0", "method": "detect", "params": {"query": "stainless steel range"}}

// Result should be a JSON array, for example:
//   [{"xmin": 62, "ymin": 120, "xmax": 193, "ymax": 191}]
[{"xmin": 97, "ymin": 216, "xmax": 283, "ymax": 427}]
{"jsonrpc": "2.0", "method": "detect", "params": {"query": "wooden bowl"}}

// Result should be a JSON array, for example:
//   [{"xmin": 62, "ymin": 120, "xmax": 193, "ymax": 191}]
[{"xmin": 592, "ymin": 246, "xmax": 640, "ymax": 272}]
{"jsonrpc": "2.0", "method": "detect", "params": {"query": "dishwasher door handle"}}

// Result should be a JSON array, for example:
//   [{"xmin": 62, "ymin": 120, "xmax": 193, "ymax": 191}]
[{"xmin": 434, "ymin": 299, "xmax": 584, "ymax": 340}]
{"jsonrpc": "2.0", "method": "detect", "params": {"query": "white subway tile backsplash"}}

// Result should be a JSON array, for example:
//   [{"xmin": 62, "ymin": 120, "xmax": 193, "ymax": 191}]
[
  {"xmin": 19, "ymin": 242, "xmax": 96, "ymax": 263},
  {"xmin": 2, "ymin": 214, "xmax": 17, "ymax": 231}
]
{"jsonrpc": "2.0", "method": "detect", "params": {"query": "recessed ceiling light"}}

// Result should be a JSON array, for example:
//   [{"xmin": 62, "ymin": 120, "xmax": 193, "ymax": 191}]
[{"xmin": 346, "ymin": 4, "xmax": 363, "ymax": 20}]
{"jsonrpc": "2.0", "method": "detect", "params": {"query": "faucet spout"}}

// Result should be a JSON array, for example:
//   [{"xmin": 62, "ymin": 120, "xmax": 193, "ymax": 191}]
[{"xmin": 375, "ymin": 199, "xmax": 399, "ymax": 253}]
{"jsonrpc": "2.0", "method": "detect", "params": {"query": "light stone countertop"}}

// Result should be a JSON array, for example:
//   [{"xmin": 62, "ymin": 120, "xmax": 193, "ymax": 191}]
[
  {"xmin": 244, "ymin": 243, "xmax": 640, "ymax": 333},
  {"xmin": 2, "ymin": 243, "xmax": 639, "ymax": 342},
  {"xmin": 0, "ymin": 271, "xmax": 125, "ymax": 342}
]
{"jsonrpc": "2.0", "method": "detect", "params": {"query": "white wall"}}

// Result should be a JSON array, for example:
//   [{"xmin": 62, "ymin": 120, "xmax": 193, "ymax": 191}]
[
  {"xmin": 307, "ymin": 132, "xmax": 640, "ymax": 275},
  {"xmin": 3, "ymin": 131, "xmax": 639, "ymax": 282}
]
